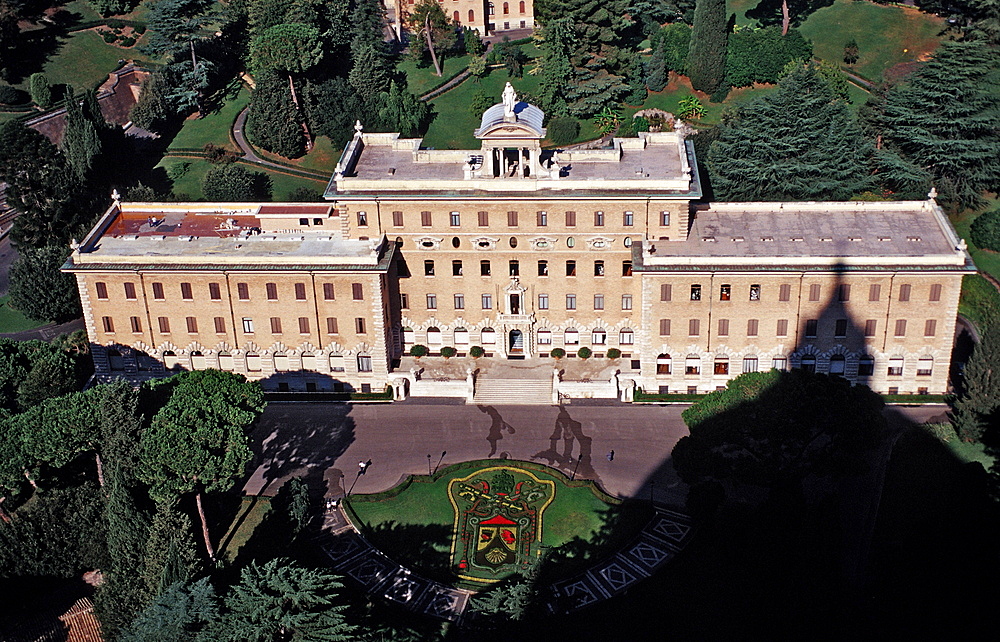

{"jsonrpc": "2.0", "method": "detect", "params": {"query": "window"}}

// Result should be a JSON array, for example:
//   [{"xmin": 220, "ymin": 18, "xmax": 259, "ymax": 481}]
[
  {"xmin": 888, "ymin": 357, "xmax": 904, "ymax": 376},
  {"xmin": 357, "ymin": 355, "xmax": 373, "ymax": 372},
  {"xmin": 509, "ymin": 260, "xmax": 519, "ymax": 276},
  {"xmin": 776, "ymin": 319, "xmax": 788, "ymax": 337},
  {"xmin": 622, "ymin": 294, "xmax": 633, "ymax": 310},
  {"xmin": 660, "ymin": 211, "xmax": 670, "ymax": 226},
  {"xmin": 566, "ymin": 260, "xmax": 577, "ymax": 277},
  {"xmin": 130, "ymin": 316, "xmax": 142, "ymax": 333},
  {"xmin": 477, "ymin": 210, "xmax": 489, "ymax": 226},
  {"xmin": 808, "ymin": 284, "xmax": 821, "ymax": 302},
  {"xmin": 237, "ymin": 283, "xmax": 249, "ymax": 300},
  {"xmin": 660, "ymin": 284, "xmax": 672, "ymax": 302},
  {"xmin": 537, "ymin": 329, "xmax": 552, "ymax": 344},
  {"xmin": 294, "ymin": 282, "xmax": 306, "ymax": 300},
  {"xmin": 400, "ymin": 293, "xmax": 409, "ymax": 309},
  {"xmin": 242, "ymin": 318, "xmax": 254, "ymax": 333},
  {"xmin": 747, "ymin": 319, "xmax": 759, "ymax": 337},
  {"xmin": 565, "ymin": 211, "xmax": 576, "ymax": 226},
  {"xmin": 326, "ymin": 317, "xmax": 339, "ymax": 334},
  {"xmin": 421, "ymin": 211, "xmax": 432, "ymax": 226},
  {"xmin": 623, "ymin": 211, "xmax": 634, "ymax": 226},
  {"xmin": 685, "ymin": 355, "xmax": 701, "ymax": 375},
  {"xmin": 482, "ymin": 294, "xmax": 493, "ymax": 309},
  {"xmin": 503, "ymin": 1, "xmax": 508, "ymax": 13},
  {"xmin": 96, "ymin": 282, "xmax": 108, "ymax": 299},
  {"xmin": 455, "ymin": 327, "xmax": 470, "ymax": 344},
  {"xmin": 838, "ymin": 284, "xmax": 851, "ymax": 302},
  {"xmin": 564, "ymin": 328, "xmax": 579, "ymax": 345},
  {"xmin": 246, "ymin": 354, "xmax": 261, "ymax": 372},
  {"xmin": 186, "ymin": 317, "xmax": 197, "ymax": 333},
  {"xmin": 719, "ymin": 284, "xmax": 731, "ymax": 301},
  {"xmin": 357, "ymin": 211, "xmax": 368, "ymax": 226},
  {"xmin": 657, "ymin": 354, "xmax": 672, "ymax": 374},
  {"xmin": 427, "ymin": 327, "xmax": 442, "ymax": 344},
  {"xmin": 622, "ymin": 261, "xmax": 632, "ymax": 276},
  {"xmin": 743, "ymin": 356, "xmax": 759, "ymax": 373},
  {"xmin": 894, "ymin": 319, "xmax": 907, "ymax": 337},
  {"xmin": 214, "ymin": 317, "xmax": 226, "ymax": 333},
  {"xmin": 594, "ymin": 260, "xmax": 605, "ymax": 276},
  {"xmin": 749, "ymin": 284, "xmax": 761, "ymax": 301},
  {"xmin": 298, "ymin": 317, "xmax": 309, "ymax": 334},
  {"xmin": 538, "ymin": 294, "xmax": 549, "ymax": 310},
  {"xmin": 689, "ymin": 319, "xmax": 700, "ymax": 336},
  {"xmin": 454, "ymin": 293, "xmax": 465, "ymax": 309},
  {"xmin": 805, "ymin": 319, "xmax": 818, "ymax": 337},
  {"xmin": 567, "ymin": 237, "xmax": 575, "ymax": 248},
  {"xmin": 270, "ymin": 317, "xmax": 282, "ymax": 334},
  {"xmin": 102, "ymin": 316, "xmax": 115, "ymax": 333},
  {"xmin": 594, "ymin": 211, "xmax": 605, "ymax": 226},
  {"xmin": 519, "ymin": 0, "xmax": 524, "ymax": 12},
  {"xmin": 858, "ymin": 356, "xmax": 874, "ymax": 376},
  {"xmin": 151, "ymin": 282, "xmax": 164, "ymax": 300},
  {"xmin": 899, "ymin": 284, "xmax": 911, "ymax": 301},
  {"xmin": 773, "ymin": 357, "xmax": 788, "ymax": 371},
  {"xmin": 566, "ymin": 294, "xmax": 577, "ymax": 310},
  {"xmin": 537, "ymin": 211, "xmax": 548, "ymax": 226},
  {"xmin": 124, "ymin": 282, "xmax": 137, "ymax": 300},
  {"xmin": 424, "ymin": 260, "xmax": 435, "ymax": 276},
  {"xmin": 659, "ymin": 319, "xmax": 671, "ymax": 336},
  {"xmin": 864, "ymin": 320, "xmax": 877, "ymax": 337},
  {"xmin": 835, "ymin": 319, "xmax": 848, "ymax": 337},
  {"xmin": 924, "ymin": 319, "xmax": 937, "ymax": 336},
  {"xmin": 452, "ymin": 260, "xmax": 463, "ymax": 276},
  {"xmin": 869, "ymin": 284, "xmax": 881, "ymax": 302},
  {"xmin": 538, "ymin": 260, "xmax": 548, "ymax": 276},
  {"xmin": 799, "ymin": 355, "xmax": 816, "ymax": 373},
  {"xmin": 620, "ymin": 328, "xmax": 634, "ymax": 344},
  {"xmin": 266, "ymin": 283, "xmax": 278, "ymax": 300},
  {"xmin": 352, "ymin": 283, "xmax": 363, "ymax": 300},
  {"xmin": 427, "ymin": 293, "xmax": 437, "ymax": 309},
  {"xmin": 592, "ymin": 329, "xmax": 607, "ymax": 344},
  {"xmin": 450, "ymin": 211, "xmax": 461, "ymax": 226},
  {"xmin": 356, "ymin": 317, "xmax": 367, "ymax": 334},
  {"xmin": 328, "ymin": 354, "xmax": 345, "ymax": 372},
  {"xmin": 929, "ymin": 284, "xmax": 942, "ymax": 302},
  {"xmin": 208, "ymin": 282, "xmax": 221, "ymax": 300},
  {"xmin": 779, "ymin": 284, "xmax": 790, "ymax": 302},
  {"xmin": 323, "ymin": 283, "xmax": 335, "ymax": 300},
  {"xmin": 714, "ymin": 357, "xmax": 729, "ymax": 375},
  {"xmin": 594, "ymin": 294, "xmax": 604, "ymax": 310},
  {"xmin": 482, "ymin": 328, "xmax": 496, "ymax": 344},
  {"xmin": 717, "ymin": 318, "xmax": 729, "ymax": 336},
  {"xmin": 452, "ymin": 236, "xmax": 461, "ymax": 248},
  {"xmin": 917, "ymin": 357, "xmax": 933, "ymax": 376},
  {"xmin": 507, "ymin": 211, "xmax": 518, "ymax": 226},
  {"xmin": 829, "ymin": 354, "xmax": 846, "ymax": 375},
  {"xmin": 392, "ymin": 210, "xmax": 404, "ymax": 226},
  {"xmin": 690, "ymin": 284, "xmax": 701, "ymax": 301},
  {"xmin": 480, "ymin": 260, "xmax": 491, "ymax": 276}
]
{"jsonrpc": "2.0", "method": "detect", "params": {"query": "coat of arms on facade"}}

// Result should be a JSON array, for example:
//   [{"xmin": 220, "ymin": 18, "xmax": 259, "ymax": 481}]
[{"xmin": 448, "ymin": 466, "xmax": 555, "ymax": 583}]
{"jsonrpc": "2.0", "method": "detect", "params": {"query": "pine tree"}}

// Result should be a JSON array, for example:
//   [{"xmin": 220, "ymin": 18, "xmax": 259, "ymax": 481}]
[
  {"xmin": 118, "ymin": 578, "xmax": 219, "ymax": 642},
  {"xmin": 8, "ymin": 245, "xmax": 83, "ymax": 322},
  {"xmin": 61, "ymin": 91, "xmax": 102, "ymax": 182},
  {"xmin": 951, "ymin": 318, "xmax": 1000, "ymax": 442},
  {"xmin": 348, "ymin": 43, "xmax": 391, "ymax": 101},
  {"xmin": 686, "ymin": 0, "xmax": 728, "ymax": 95},
  {"xmin": 878, "ymin": 40, "xmax": 1000, "ymax": 209},
  {"xmin": 646, "ymin": 39, "xmax": 668, "ymax": 92},
  {"xmin": 707, "ymin": 64, "xmax": 872, "ymax": 201},
  {"xmin": 246, "ymin": 69, "xmax": 306, "ymax": 158}
]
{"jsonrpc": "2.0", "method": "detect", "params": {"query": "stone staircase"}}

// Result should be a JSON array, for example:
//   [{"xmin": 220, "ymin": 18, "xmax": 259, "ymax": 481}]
[{"xmin": 473, "ymin": 377, "xmax": 553, "ymax": 405}]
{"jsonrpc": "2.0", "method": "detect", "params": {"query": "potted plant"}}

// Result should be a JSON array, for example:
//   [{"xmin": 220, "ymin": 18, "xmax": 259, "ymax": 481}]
[
  {"xmin": 470, "ymin": 345, "xmax": 485, "ymax": 358},
  {"xmin": 607, "ymin": 348, "xmax": 621, "ymax": 360},
  {"xmin": 410, "ymin": 345, "xmax": 428, "ymax": 359},
  {"xmin": 551, "ymin": 348, "xmax": 566, "ymax": 360},
  {"xmin": 578, "ymin": 347, "xmax": 592, "ymax": 360},
  {"xmin": 441, "ymin": 346, "xmax": 457, "ymax": 359}
]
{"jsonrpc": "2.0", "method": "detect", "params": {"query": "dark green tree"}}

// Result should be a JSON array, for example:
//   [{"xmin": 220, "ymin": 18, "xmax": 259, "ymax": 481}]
[
  {"xmin": 658, "ymin": 22, "xmax": 692, "ymax": 74},
  {"xmin": 467, "ymin": 556, "xmax": 541, "ymax": 627},
  {"xmin": 725, "ymin": 26, "xmax": 811, "ymax": 88},
  {"xmin": 348, "ymin": 42, "xmax": 391, "ymax": 101},
  {"xmin": 249, "ymin": 21, "xmax": 323, "ymax": 109},
  {"xmin": 61, "ymin": 91, "xmax": 103, "ymax": 182},
  {"xmin": 303, "ymin": 76, "xmax": 364, "ymax": 148},
  {"xmin": 408, "ymin": 0, "xmax": 457, "ymax": 77},
  {"xmin": 207, "ymin": 559, "xmax": 356, "ymax": 641},
  {"xmin": 877, "ymin": 40, "xmax": 1000, "ymax": 209},
  {"xmin": 373, "ymin": 81, "xmax": 428, "ymax": 137},
  {"xmin": 142, "ymin": 501, "xmax": 201, "ymax": 598},
  {"xmin": 119, "ymin": 578, "xmax": 219, "ymax": 642},
  {"xmin": 0, "ymin": 0, "xmax": 21, "ymax": 81},
  {"xmin": 246, "ymin": 68, "xmax": 306, "ymax": 157},
  {"xmin": 138, "ymin": 370, "xmax": 265, "ymax": 560},
  {"xmin": 15, "ymin": 350, "xmax": 79, "ymax": 411},
  {"xmin": 843, "ymin": 37, "xmax": 859, "ymax": 65},
  {"xmin": 0, "ymin": 410, "xmax": 27, "ymax": 508},
  {"xmin": 202, "ymin": 163, "xmax": 272, "ymax": 201},
  {"xmin": 971, "ymin": 208, "xmax": 1000, "ymax": 252},
  {"xmin": 143, "ymin": 0, "xmax": 218, "ymax": 63},
  {"xmin": 951, "ymin": 318, "xmax": 1000, "ymax": 442},
  {"xmin": 686, "ymin": 0, "xmax": 728, "ymax": 95},
  {"xmin": 646, "ymin": 39, "xmax": 668, "ymax": 92},
  {"xmin": 17, "ymin": 391, "xmax": 101, "ymax": 483},
  {"xmin": 536, "ymin": 17, "xmax": 576, "ymax": 116},
  {"xmin": 29, "ymin": 72, "xmax": 51, "ymax": 108},
  {"xmin": 464, "ymin": 26, "xmax": 484, "ymax": 56},
  {"xmin": 707, "ymin": 63, "xmax": 872, "ymax": 201},
  {"xmin": 8, "ymin": 245, "xmax": 84, "ymax": 322}
]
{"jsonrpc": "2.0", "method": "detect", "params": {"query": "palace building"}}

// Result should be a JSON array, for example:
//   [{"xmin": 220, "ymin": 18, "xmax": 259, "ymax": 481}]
[
  {"xmin": 65, "ymin": 88, "xmax": 974, "ymax": 398},
  {"xmin": 384, "ymin": 0, "xmax": 534, "ymax": 39}
]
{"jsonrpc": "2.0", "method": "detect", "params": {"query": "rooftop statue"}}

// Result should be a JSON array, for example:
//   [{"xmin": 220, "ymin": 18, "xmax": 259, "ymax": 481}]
[{"xmin": 502, "ymin": 82, "xmax": 517, "ymax": 120}]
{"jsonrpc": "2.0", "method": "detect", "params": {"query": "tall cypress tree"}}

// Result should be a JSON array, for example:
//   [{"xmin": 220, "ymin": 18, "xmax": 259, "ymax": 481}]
[
  {"xmin": 707, "ymin": 64, "xmax": 872, "ymax": 201},
  {"xmin": 952, "ymin": 318, "xmax": 1000, "ymax": 442},
  {"xmin": 686, "ymin": 0, "xmax": 728, "ymax": 95},
  {"xmin": 646, "ymin": 39, "xmax": 668, "ymax": 92},
  {"xmin": 878, "ymin": 40, "xmax": 1000, "ymax": 209}
]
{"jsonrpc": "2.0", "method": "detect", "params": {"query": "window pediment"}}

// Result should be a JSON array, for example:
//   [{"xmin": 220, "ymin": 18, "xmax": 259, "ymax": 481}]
[
  {"xmin": 586, "ymin": 236, "xmax": 614, "ymax": 250},
  {"xmin": 415, "ymin": 236, "xmax": 444, "ymax": 250},
  {"xmin": 529, "ymin": 236, "xmax": 559, "ymax": 251},
  {"xmin": 472, "ymin": 236, "xmax": 501, "ymax": 250}
]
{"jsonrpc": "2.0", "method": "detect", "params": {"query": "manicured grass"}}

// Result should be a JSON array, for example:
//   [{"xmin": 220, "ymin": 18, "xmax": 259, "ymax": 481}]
[
  {"xmin": 0, "ymin": 295, "xmax": 47, "ymax": 333},
  {"xmin": 156, "ymin": 157, "xmax": 328, "ymax": 200},
  {"xmin": 952, "ymin": 197, "xmax": 1000, "ymax": 283},
  {"xmin": 398, "ymin": 54, "xmax": 473, "ymax": 97},
  {"xmin": 250, "ymin": 135, "xmax": 340, "ymax": 175},
  {"xmin": 626, "ymin": 75, "xmax": 776, "ymax": 127},
  {"xmin": 39, "ymin": 29, "xmax": 155, "ymax": 92},
  {"xmin": 168, "ymin": 85, "xmax": 249, "ymax": 152},
  {"xmin": 799, "ymin": 0, "xmax": 945, "ymax": 82},
  {"xmin": 959, "ymin": 273, "xmax": 1000, "ymax": 331},
  {"xmin": 218, "ymin": 496, "xmax": 272, "ymax": 563}
]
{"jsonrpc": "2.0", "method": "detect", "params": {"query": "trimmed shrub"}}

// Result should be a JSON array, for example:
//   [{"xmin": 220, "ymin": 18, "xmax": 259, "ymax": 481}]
[
  {"xmin": 101, "ymin": 30, "xmax": 118, "ymax": 43},
  {"xmin": 410, "ymin": 344, "xmax": 428, "ymax": 358},
  {"xmin": 550, "ymin": 348, "xmax": 566, "ymax": 358},
  {"xmin": 133, "ymin": 24, "xmax": 146, "ymax": 35},
  {"xmin": 120, "ymin": 36, "xmax": 136, "ymax": 47},
  {"xmin": 29, "ymin": 73, "xmax": 52, "ymax": 108},
  {"xmin": 548, "ymin": 116, "xmax": 580, "ymax": 146},
  {"xmin": 970, "ymin": 209, "xmax": 1000, "ymax": 252},
  {"xmin": 578, "ymin": 347, "xmax": 592, "ymax": 359},
  {"xmin": 725, "ymin": 26, "xmax": 812, "ymax": 88},
  {"xmin": 0, "ymin": 84, "xmax": 27, "ymax": 105},
  {"xmin": 470, "ymin": 346, "xmax": 485, "ymax": 358},
  {"xmin": 441, "ymin": 346, "xmax": 457, "ymax": 358},
  {"xmin": 607, "ymin": 348, "xmax": 622, "ymax": 359}
]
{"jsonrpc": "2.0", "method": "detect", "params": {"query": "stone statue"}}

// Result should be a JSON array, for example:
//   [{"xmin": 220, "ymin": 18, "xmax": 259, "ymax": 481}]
[{"xmin": 502, "ymin": 82, "xmax": 517, "ymax": 120}]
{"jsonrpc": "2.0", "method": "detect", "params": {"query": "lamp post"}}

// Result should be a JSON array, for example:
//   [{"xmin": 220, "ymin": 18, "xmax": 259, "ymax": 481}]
[
  {"xmin": 427, "ymin": 454, "xmax": 432, "ymax": 476},
  {"xmin": 434, "ymin": 450, "xmax": 447, "ymax": 474}
]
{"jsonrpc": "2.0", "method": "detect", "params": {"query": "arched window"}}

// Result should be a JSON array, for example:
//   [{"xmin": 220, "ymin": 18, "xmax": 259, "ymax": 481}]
[
  {"xmin": 829, "ymin": 354, "xmax": 846, "ymax": 375},
  {"xmin": 191, "ymin": 351, "xmax": 206, "ymax": 370},
  {"xmin": 713, "ymin": 356, "xmax": 729, "ymax": 375},
  {"xmin": 108, "ymin": 349, "xmax": 125, "ymax": 371},
  {"xmin": 537, "ymin": 329, "xmax": 552, "ymax": 344},
  {"xmin": 656, "ymin": 353, "xmax": 671, "ymax": 375},
  {"xmin": 917, "ymin": 356, "xmax": 933, "ymax": 376},
  {"xmin": 469, "ymin": 9, "xmax": 475, "ymax": 21},
  {"xmin": 453, "ymin": 10, "xmax": 459, "ymax": 21},
  {"xmin": 858, "ymin": 355, "xmax": 874, "ymax": 376},
  {"xmin": 800, "ymin": 354, "xmax": 816, "ymax": 373},
  {"xmin": 592, "ymin": 328, "xmax": 607, "ymax": 345},
  {"xmin": 742, "ymin": 355, "xmax": 758, "ymax": 373},
  {"xmin": 503, "ymin": 2, "xmax": 509, "ymax": 13},
  {"xmin": 219, "ymin": 352, "xmax": 234, "ymax": 370},
  {"xmin": 564, "ymin": 328, "xmax": 579, "ymax": 345},
  {"xmin": 329, "ymin": 354, "xmax": 346, "ymax": 372},
  {"xmin": 454, "ymin": 327, "xmax": 470, "ymax": 345},
  {"xmin": 301, "ymin": 353, "xmax": 317, "ymax": 370},
  {"xmin": 163, "ymin": 350, "xmax": 179, "ymax": 370},
  {"xmin": 888, "ymin": 356, "xmax": 904, "ymax": 376},
  {"xmin": 519, "ymin": 0, "xmax": 525, "ymax": 12},
  {"xmin": 685, "ymin": 354, "xmax": 701, "ymax": 375},
  {"xmin": 481, "ymin": 327, "xmax": 496, "ymax": 344},
  {"xmin": 273, "ymin": 353, "xmax": 289, "ymax": 371},
  {"xmin": 246, "ymin": 353, "xmax": 262, "ymax": 372},
  {"xmin": 403, "ymin": 326, "xmax": 415, "ymax": 344},
  {"xmin": 427, "ymin": 326, "xmax": 442, "ymax": 345},
  {"xmin": 488, "ymin": 2, "xmax": 495, "ymax": 15},
  {"xmin": 619, "ymin": 328, "xmax": 634, "ymax": 345}
]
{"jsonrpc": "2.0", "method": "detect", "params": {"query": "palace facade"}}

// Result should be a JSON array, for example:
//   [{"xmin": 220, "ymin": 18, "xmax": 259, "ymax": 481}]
[
  {"xmin": 65, "ymin": 93, "xmax": 974, "ymax": 396},
  {"xmin": 385, "ymin": 0, "xmax": 534, "ymax": 39}
]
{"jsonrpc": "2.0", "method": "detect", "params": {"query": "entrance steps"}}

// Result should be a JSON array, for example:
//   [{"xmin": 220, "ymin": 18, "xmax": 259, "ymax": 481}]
[{"xmin": 473, "ymin": 377, "xmax": 552, "ymax": 405}]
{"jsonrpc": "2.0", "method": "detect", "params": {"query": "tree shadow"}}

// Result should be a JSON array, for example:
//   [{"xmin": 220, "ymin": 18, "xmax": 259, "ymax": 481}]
[
  {"xmin": 745, "ymin": 0, "xmax": 837, "ymax": 31},
  {"xmin": 355, "ymin": 520, "xmax": 455, "ymax": 584}
]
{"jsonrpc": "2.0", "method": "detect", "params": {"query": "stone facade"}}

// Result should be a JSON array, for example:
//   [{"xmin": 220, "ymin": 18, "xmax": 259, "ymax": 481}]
[{"xmin": 387, "ymin": 0, "xmax": 534, "ymax": 37}]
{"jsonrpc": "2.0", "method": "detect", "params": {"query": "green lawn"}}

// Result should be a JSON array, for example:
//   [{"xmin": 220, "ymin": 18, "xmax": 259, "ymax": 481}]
[
  {"xmin": 398, "ymin": 54, "xmax": 473, "ymax": 98},
  {"xmin": 168, "ymin": 84, "xmax": 249, "ymax": 152},
  {"xmin": 39, "ymin": 29, "xmax": 155, "ymax": 93},
  {"xmin": 0, "ymin": 295, "xmax": 47, "ymax": 333},
  {"xmin": 249, "ymin": 134, "xmax": 340, "ymax": 175},
  {"xmin": 952, "ymin": 198, "xmax": 1000, "ymax": 282},
  {"xmin": 157, "ymin": 157, "xmax": 328, "ymax": 201},
  {"xmin": 218, "ymin": 496, "xmax": 272, "ymax": 563}
]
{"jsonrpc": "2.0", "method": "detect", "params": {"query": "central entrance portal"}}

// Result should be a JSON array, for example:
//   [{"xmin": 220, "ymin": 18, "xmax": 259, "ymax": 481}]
[{"xmin": 508, "ymin": 330, "xmax": 524, "ymax": 356}]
